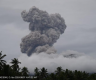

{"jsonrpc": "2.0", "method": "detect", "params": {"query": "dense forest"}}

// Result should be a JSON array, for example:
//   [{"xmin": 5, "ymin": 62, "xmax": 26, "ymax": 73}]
[{"xmin": 0, "ymin": 51, "xmax": 96, "ymax": 80}]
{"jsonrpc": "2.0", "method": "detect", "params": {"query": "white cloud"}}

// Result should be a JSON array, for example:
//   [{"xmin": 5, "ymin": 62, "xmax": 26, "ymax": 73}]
[{"xmin": 18, "ymin": 51, "xmax": 96, "ymax": 73}]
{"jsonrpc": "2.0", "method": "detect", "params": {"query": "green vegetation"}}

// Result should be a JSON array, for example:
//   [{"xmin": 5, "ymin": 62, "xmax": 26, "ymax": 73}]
[{"xmin": 0, "ymin": 51, "xmax": 96, "ymax": 80}]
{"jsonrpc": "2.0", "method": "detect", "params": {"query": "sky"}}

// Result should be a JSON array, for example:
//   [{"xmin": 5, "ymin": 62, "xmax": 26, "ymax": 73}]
[{"xmin": 0, "ymin": 0, "xmax": 96, "ymax": 73}]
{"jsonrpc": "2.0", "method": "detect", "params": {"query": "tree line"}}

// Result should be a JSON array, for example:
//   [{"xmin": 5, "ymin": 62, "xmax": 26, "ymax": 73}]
[{"xmin": 0, "ymin": 51, "xmax": 96, "ymax": 80}]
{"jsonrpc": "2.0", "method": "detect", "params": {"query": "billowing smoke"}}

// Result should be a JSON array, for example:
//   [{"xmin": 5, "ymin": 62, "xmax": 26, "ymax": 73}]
[{"xmin": 20, "ymin": 6, "xmax": 66, "ymax": 56}]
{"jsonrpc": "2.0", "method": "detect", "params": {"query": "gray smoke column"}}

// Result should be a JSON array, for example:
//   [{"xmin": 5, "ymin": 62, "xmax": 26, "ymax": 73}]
[{"xmin": 20, "ymin": 6, "xmax": 67, "ymax": 56}]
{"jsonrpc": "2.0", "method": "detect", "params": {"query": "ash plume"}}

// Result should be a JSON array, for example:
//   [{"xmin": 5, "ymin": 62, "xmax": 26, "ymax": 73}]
[{"xmin": 20, "ymin": 6, "xmax": 66, "ymax": 56}]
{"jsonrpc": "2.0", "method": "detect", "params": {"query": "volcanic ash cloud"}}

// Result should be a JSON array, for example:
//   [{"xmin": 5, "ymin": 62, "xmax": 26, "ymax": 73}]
[{"xmin": 20, "ymin": 6, "xmax": 67, "ymax": 56}]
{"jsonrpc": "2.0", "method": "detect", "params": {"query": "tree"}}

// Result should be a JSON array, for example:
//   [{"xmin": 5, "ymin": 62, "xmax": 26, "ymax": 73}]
[
  {"xmin": 21, "ymin": 67, "xmax": 29, "ymax": 76},
  {"xmin": 34, "ymin": 67, "xmax": 40, "ymax": 76},
  {"xmin": 1, "ymin": 64, "xmax": 13, "ymax": 76},
  {"xmin": 40, "ymin": 67, "xmax": 48, "ymax": 79},
  {"xmin": 10, "ymin": 58, "xmax": 21, "ymax": 73},
  {"xmin": 34, "ymin": 67, "xmax": 40, "ymax": 80},
  {"xmin": 49, "ymin": 73, "xmax": 56, "ymax": 80},
  {"xmin": 0, "ymin": 51, "xmax": 6, "ymax": 70},
  {"xmin": 55, "ymin": 66, "xmax": 63, "ymax": 75}
]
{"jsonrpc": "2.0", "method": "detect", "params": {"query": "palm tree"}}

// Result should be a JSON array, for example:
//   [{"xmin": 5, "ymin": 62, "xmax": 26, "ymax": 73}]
[
  {"xmin": 2, "ymin": 64, "xmax": 12, "ymax": 76},
  {"xmin": 0, "ymin": 51, "xmax": 6, "ymax": 70},
  {"xmin": 10, "ymin": 58, "xmax": 21, "ymax": 72},
  {"xmin": 40, "ymin": 67, "xmax": 48, "ymax": 79},
  {"xmin": 21, "ymin": 67, "xmax": 29, "ymax": 76},
  {"xmin": 34, "ymin": 67, "xmax": 39, "ymax": 75},
  {"xmin": 50, "ymin": 73, "xmax": 56, "ymax": 80},
  {"xmin": 34, "ymin": 67, "xmax": 40, "ymax": 80},
  {"xmin": 55, "ymin": 67, "xmax": 63, "ymax": 75}
]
